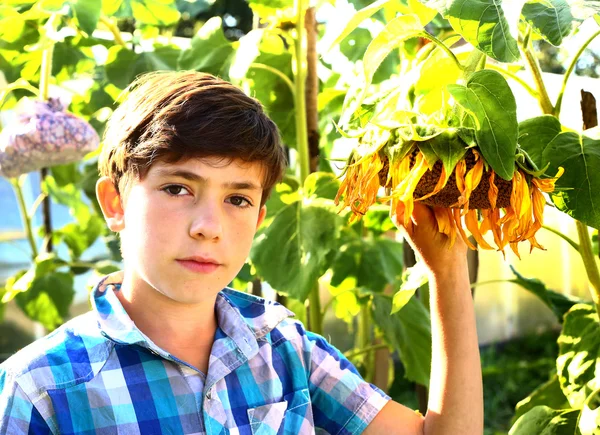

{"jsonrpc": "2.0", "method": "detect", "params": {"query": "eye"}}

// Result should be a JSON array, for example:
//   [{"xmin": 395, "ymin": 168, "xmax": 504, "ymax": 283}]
[
  {"xmin": 227, "ymin": 195, "xmax": 252, "ymax": 208},
  {"xmin": 162, "ymin": 185, "xmax": 190, "ymax": 196}
]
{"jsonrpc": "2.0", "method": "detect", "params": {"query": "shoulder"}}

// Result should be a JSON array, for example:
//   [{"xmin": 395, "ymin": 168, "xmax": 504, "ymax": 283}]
[{"xmin": 0, "ymin": 311, "xmax": 112, "ymax": 398}]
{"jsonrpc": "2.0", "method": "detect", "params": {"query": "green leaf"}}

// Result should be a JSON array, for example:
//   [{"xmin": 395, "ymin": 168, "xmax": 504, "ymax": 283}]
[
  {"xmin": 246, "ymin": 0, "xmax": 292, "ymax": 18},
  {"xmin": 250, "ymin": 200, "xmax": 342, "ymax": 301},
  {"xmin": 330, "ymin": 240, "xmax": 360, "ymax": 288},
  {"xmin": 229, "ymin": 30, "xmax": 296, "ymax": 147},
  {"xmin": 326, "ymin": 0, "xmax": 390, "ymax": 51},
  {"xmin": 543, "ymin": 130, "xmax": 600, "ymax": 229},
  {"xmin": 304, "ymin": 172, "xmax": 340, "ymax": 200},
  {"xmin": 509, "ymin": 406, "xmax": 579, "ymax": 435},
  {"xmin": 15, "ymin": 272, "xmax": 75, "ymax": 331},
  {"xmin": 513, "ymin": 374, "xmax": 571, "ymax": 423},
  {"xmin": 105, "ymin": 45, "xmax": 180, "ymax": 89},
  {"xmin": 508, "ymin": 266, "xmax": 583, "ymax": 323},
  {"xmin": 392, "ymin": 262, "xmax": 429, "ymax": 314},
  {"xmin": 340, "ymin": 14, "xmax": 424, "ymax": 128},
  {"xmin": 557, "ymin": 303, "xmax": 600, "ymax": 408},
  {"xmin": 372, "ymin": 294, "xmax": 431, "ymax": 386},
  {"xmin": 522, "ymin": 0, "xmax": 600, "ymax": 46},
  {"xmin": 408, "ymin": 0, "xmax": 438, "ymax": 25},
  {"xmin": 417, "ymin": 128, "xmax": 468, "ymax": 174},
  {"xmin": 421, "ymin": 0, "xmax": 522, "ymax": 63},
  {"xmin": 71, "ymin": 0, "xmax": 101, "ymax": 35},
  {"xmin": 130, "ymin": 0, "xmax": 180, "ymax": 26},
  {"xmin": 522, "ymin": 0, "xmax": 574, "ymax": 46},
  {"xmin": 518, "ymin": 115, "xmax": 562, "ymax": 170},
  {"xmin": 178, "ymin": 17, "xmax": 235, "ymax": 75},
  {"xmin": 579, "ymin": 387, "xmax": 600, "ymax": 435},
  {"xmin": 448, "ymin": 69, "xmax": 518, "ymax": 180},
  {"xmin": 356, "ymin": 238, "xmax": 404, "ymax": 293}
]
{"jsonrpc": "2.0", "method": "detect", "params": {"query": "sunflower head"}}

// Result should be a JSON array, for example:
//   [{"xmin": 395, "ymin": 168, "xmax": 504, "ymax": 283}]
[{"xmin": 335, "ymin": 129, "xmax": 564, "ymax": 256}]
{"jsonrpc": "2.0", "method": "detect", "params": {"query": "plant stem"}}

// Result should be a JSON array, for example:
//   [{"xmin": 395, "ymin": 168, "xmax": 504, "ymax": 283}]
[
  {"xmin": 355, "ymin": 300, "xmax": 373, "ymax": 382},
  {"xmin": 294, "ymin": 0, "xmax": 310, "ymax": 185},
  {"xmin": 99, "ymin": 15, "xmax": 127, "ymax": 47},
  {"xmin": 485, "ymin": 64, "xmax": 538, "ymax": 99},
  {"xmin": 421, "ymin": 32, "xmax": 463, "ymax": 71},
  {"xmin": 308, "ymin": 281, "xmax": 323, "ymax": 335},
  {"xmin": 344, "ymin": 343, "xmax": 389, "ymax": 360},
  {"xmin": 10, "ymin": 177, "xmax": 39, "ymax": 260},
  {"xmin": 554, "ymin": 29, "xmax": 600, "ymax": 118},
  {"xmin": 39, "ymin": 21, "xmax": 56, "ymax": 253},
  {"xmin": 519, "ymin": 28, "xmax": 554, "ymax": 115},
  {"xmin": 542, "ymin": 225, "xmax": 580, "ymax": 252},
  {"xmin": 249, "ymin": 63, "xmax": 295, "ymax": 96},
  {"xmin": 576, "ymin": 220, "xmax": 600, "ymax": 318}
]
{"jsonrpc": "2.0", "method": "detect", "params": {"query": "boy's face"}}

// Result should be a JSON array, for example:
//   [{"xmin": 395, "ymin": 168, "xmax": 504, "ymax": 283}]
[{"xmin": 97, "ymin": 157, "xmax": 267, "ymax": 304}]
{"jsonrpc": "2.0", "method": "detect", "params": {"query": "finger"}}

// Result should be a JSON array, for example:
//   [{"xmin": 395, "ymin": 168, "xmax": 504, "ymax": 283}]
[{"xmin": 411, "ymin": 202, "xmax": 435, "ymax": 227}]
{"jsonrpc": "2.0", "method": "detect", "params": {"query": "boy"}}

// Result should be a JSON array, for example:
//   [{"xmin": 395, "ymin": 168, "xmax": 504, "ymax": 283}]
[{"xmin": 0, "ymin": 71, "xmax": 483, "ymax": 434}]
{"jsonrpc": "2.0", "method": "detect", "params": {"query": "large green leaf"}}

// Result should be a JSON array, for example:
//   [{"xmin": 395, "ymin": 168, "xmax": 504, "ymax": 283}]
[
  {"xmin": 419, "ymin": 0, "xmax": 522, "ymax": 63},
  {"xmin": 509, "ymin": 406, "xmax": 579, "ymax": 435},
  {"xmin": 71, "ymin": 0, "xmax": 101, "ymax": 35},
  {"xmin": 518, "ymin": 115, "xmax": 562, "ymax": 170},
  {"xmin": 304, "ymin": 172, "xmax": 340, "ymax": 201},
  {"xmin": 117, "ymin": 0, "xmax": 180, "ymax": 26},
  {"xmin": 372, "ymin": 294, "xmax": 431, "ymax": 386},
  {"xmin": 105, "ymin": 45, "xmax": 180, "ymax": 89},
  {"xmin": 557, "ymin": 304, "xmax": 600, "ymax": 408},
  {"xmin": 522, "ymin": 0, "xmax": 600, "ymax": 46},
  {"xmin": 326, "ymin": 0, "xmax": 390, "ymax": 51},
  {"xmin": 229, "ymin": 29, "xmax": 296, "ymax": 147},
  {"xmin": 579, "ymin": 387, "xmax": 600, "ymax": 435},
  {"xmin": 250, "ymin": 199, "xmax": 341, "ymax": 301},
  {"xmin": 12, "ymin": 264, "xmax": 75, "ymax": 332},
  {"xmin": 16, "ymin": 273, "xmax": 74, "ymax": 331},
  {"xmin": 178, "ymin": 17, "xmax": 235, "ymax": 76},
  {"xmin": 448, "ymin": 69, "xmax": 518, "ymax": 180},
  {"xmin": 508, "ymin": 266, "xmax": 583, "ymax": 324},
  {"xmin": 418, "ymin": 128, "xmax": 468, "ymax": 175},
  {"xmin": 513, "ymin": 374, "xmax": 571, "ymax": 423},
  {"xmin": 356, "ymin": 238, "xmax": 404, "ymax": 292},
  {"xmin": 542, "ymin": 130, "xmax": 600, "ymax": 229},
  {"xmin": 339, "ymin": 14, "xmax": 424, "ymax": 128}
]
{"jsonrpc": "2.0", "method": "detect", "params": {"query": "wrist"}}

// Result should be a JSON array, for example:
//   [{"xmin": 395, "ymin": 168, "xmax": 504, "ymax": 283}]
[{"xmin": 428, "ymin": 257, "xmax": 469, "ymax": 284}]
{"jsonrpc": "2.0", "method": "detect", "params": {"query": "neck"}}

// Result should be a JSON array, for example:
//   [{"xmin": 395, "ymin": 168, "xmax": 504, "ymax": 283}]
[{"xmin": 117, "ymin": 273, "xmax": 218, "ymax": 373}]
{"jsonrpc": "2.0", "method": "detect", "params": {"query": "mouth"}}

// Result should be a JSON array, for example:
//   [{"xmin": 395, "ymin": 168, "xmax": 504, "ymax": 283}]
[{"xmin": 176, "ymin": 257, "xmax": 221, "ymax": 274}]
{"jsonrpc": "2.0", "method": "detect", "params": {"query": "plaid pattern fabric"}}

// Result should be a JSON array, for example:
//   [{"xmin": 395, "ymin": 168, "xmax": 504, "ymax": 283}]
[{"xmin": 1, "ymin": 272, "xmax": 390, "ymax": 434}]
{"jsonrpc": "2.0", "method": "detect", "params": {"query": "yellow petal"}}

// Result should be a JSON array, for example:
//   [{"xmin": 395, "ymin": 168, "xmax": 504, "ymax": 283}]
[
  {"xmin": 532, "ymin": 167, "xmax": 564, "ymax": 193},
  {"xmin": 416, "ymin": 165, "xmax": 448, "ymax": 201},
  {"xmin": 453, "ymin": 208, "xmax": 477, "ymax": 250},
  {"xmin": 460, "ymin": 152, "xmax": 485, "ymax": 214},
  {"xmin": 398, "ymin": 152, "xmax": 429, "ymax": 202},
  {"xmin": 453, "ymin": 159, "xmax": 467, "ymax": 206},
  {"xmin": 488, "ymin": 171, "xmax": 498, "ymax": 209},
  {"xmin": 464, "ymin": 209, "xmax": 494, "ymax": 250}
]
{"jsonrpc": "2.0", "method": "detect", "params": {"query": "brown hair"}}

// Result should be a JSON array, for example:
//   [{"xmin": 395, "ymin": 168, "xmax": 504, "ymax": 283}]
[{"xmin": 98, "ymin": 71, "xmax": 287, "ymax": 206}]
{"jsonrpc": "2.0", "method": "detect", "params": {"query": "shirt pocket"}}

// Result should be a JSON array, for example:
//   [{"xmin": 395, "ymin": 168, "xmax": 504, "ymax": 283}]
[{"xmin": 248, "ymin": 388, "xmax": 313, "ymax": 435}]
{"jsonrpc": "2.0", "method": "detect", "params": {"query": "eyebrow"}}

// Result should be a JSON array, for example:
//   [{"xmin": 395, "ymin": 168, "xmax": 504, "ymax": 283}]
[{"xmin": 154, "ymin": 168, "xmax": 262, "ymax": 191}]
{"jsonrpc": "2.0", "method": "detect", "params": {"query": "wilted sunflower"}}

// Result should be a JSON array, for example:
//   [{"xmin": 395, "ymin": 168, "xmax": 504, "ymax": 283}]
[{"xmin": 334, "ymin": 125, "xmax": 563, "ymax": 258}]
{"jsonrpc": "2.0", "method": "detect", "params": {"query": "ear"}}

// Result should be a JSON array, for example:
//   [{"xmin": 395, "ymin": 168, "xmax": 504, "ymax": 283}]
[
  {"xmin": 256, "ymin": 205, "xmax": 267, "ymax": 229},
  {"xmin": 96, "ymin": 177, "xmax": 125, "ymax": 232}
]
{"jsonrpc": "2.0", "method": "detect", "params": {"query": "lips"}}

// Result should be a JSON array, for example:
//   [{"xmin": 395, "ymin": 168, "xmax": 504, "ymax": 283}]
[{"xmin": 176, "ymin": 256, "xmax": 221, "ymax": 274}]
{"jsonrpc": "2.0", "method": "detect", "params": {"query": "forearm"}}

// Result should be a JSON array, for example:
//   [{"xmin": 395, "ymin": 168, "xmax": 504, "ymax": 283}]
[{"xmin": 423, "ymin": 258, "xmax": 484, "ymax": 435}]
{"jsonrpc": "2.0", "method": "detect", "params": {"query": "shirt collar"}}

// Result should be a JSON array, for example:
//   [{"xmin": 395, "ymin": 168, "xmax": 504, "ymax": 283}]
[{"xmin": 90, "ymin": 272, "xmax": 294, "ymax": 360}]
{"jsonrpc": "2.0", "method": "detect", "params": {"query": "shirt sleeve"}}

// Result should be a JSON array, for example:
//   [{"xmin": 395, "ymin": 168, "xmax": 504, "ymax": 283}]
[
  {"xmin": 0, "ymin": 367, "xmax": 52, "ymax": 435},
  {"xmin": 305, "ymin": 330, "xmax": 391, "ymax": 435}
]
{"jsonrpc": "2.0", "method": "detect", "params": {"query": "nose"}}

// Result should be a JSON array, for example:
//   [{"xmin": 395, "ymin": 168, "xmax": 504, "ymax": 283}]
[{"xmin": 189, "ymin": 201, "xmax": 223, "ymax": 241}]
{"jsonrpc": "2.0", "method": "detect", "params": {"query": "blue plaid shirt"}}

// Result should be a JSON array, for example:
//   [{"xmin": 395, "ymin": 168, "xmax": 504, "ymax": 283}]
[{"xmin": 0, "ymin": 273, "xmax": 389, "ymax": 434}]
